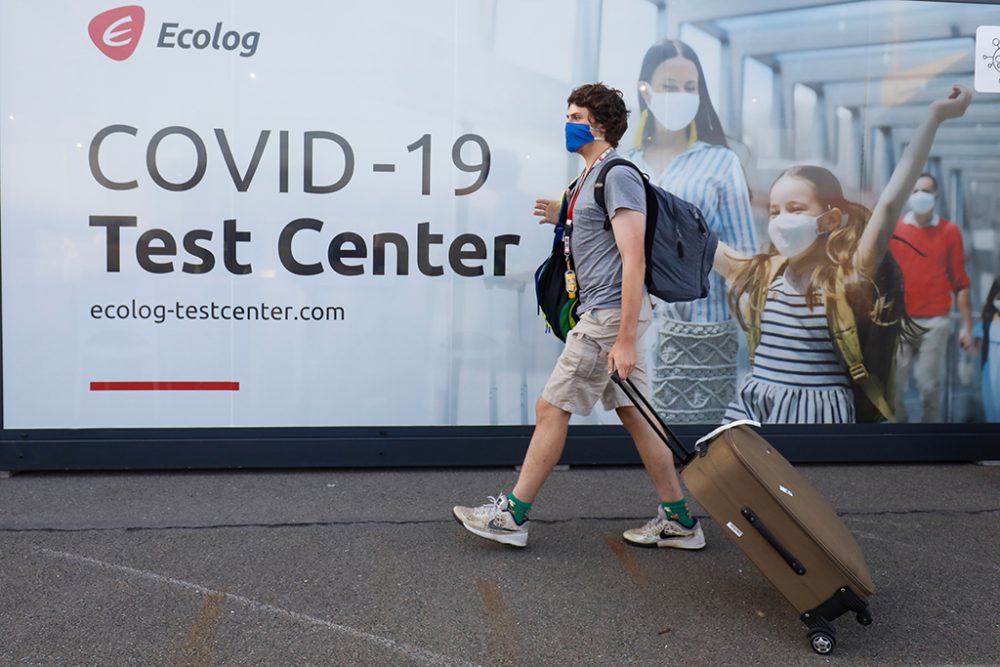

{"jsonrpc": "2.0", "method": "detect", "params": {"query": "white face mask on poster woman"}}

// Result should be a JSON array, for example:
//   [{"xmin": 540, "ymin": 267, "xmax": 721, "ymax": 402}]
[
  {"xmin": 768, "ymin": 209, "xmax": 845, "ymax": 258},
  {"xmin": 649, "ymin": 91, "xmax": 700, "ymax": 131},
  {"xmin": 768, "ymin": 212, "xmax": 823, "ymax": 258}
]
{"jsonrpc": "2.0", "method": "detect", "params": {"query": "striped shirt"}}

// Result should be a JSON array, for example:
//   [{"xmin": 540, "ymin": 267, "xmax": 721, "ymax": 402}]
[
  {"xmin": 751, "ymin": 275, "xmax": 849, "ymax": 389},
  {"xmin": 724, "ymin": 275, "xmax": 855, "ymax": 424},
  {"xmin": 627, "ymin": 142, "xmax": 758, "ymax": 323}
]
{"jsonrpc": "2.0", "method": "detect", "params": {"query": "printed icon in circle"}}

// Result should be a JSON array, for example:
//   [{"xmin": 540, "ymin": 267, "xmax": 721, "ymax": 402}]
[
  {"xmin": 89, "ymin": 5, "xmax": 146, "ymax": 61},
  {"xmin": 985, "ymin": 38, "xmax": 1000, "ymax": 76},
  {"xmin": 976, "ymin": 26, "xmax": 1000, "ymax": 93}
]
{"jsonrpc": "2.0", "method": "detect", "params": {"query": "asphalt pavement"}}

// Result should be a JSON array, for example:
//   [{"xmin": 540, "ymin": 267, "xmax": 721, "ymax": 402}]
[{"xmin": 1, "ymin": 462, "xmax": 999, "ymax": 666}]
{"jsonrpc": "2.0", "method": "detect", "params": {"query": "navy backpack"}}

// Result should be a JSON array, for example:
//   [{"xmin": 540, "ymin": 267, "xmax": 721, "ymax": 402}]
[{"xmin": 594, "ymin": 158, "xmax": 718, "ymax": 304}]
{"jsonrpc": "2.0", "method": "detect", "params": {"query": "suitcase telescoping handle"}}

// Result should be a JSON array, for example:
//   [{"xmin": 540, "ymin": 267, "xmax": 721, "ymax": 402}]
[
  {"xmin": 741, "ymin": 507, "xmax": 807, "ymax": 576},
  {"xmin": 610, "ymin": 371, "xmax": 696, "ymax": 467}
]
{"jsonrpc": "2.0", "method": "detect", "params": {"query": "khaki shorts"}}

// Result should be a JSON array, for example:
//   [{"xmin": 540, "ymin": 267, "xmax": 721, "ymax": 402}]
[{"xmin": 541, "ymin": 302, "xmax": 652, "ymax": 416}]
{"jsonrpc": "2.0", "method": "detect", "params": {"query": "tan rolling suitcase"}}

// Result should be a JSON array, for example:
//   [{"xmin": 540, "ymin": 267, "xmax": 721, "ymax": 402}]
[{"xmin": 612, "ymin": 373, "xmax": 875, "ymax": 655}]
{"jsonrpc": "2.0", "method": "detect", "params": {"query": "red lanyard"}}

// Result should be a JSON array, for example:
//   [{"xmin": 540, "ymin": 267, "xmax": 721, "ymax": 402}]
[
  {"xmin": 564, "ymin": 148, "xmax": 612, "ymax": 270},
  {"xmin": 566, "ymin": 148, "xmax": 612, "ymax": 225}
]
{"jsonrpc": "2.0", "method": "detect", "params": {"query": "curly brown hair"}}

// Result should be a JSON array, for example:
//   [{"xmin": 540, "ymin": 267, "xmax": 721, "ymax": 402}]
[{"xmin": 567, "ymin": 83, "xmax": 630, "ymax": 148}]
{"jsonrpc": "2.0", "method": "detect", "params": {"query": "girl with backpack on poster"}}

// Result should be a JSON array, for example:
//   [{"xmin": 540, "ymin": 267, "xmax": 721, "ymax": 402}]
[
  {"xmin": 712, "ymin": 84, "xmax": 972, "ymax": 424},
  {"xmin": 625, "ymin": 39, "xmax": 758, "ymax": 425}
]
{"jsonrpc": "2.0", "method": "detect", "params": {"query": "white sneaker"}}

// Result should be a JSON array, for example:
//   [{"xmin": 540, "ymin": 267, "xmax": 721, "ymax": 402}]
[
  {"xmin": 623, "ymin": 505, "xmax": 706, "ymax": 550},
  {"xmin": 453, "ymin": 494, "xmax": 529, "ymax": 547}
]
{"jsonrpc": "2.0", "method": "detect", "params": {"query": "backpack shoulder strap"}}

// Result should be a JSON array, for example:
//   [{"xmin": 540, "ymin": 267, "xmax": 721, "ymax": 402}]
[
  {"xmin": 825, "ymin": 266, "xmax": 896, "ymax": 422},
  {"xmin": 561, "ymin": 175, "xmax": 579, "ymax": 219},
  {"xmin": 594, "ymin": 158, "xmax": 648, "ymax": 230},
  {"xmin": 558, "ymin": 178, "xmax": 574, "ymax": 224},
  {"xmin": 551, "ymin": 177, "xmax": 577, "ymax": 246},
  {"xmin": 746, "ymin": 256, "xmax": 787, "ymax": 364}
]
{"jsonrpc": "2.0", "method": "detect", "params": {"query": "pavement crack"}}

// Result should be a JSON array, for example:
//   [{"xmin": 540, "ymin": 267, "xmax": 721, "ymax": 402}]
[
  {"xmin": 0, "ymin": 519, "xmax": 451, "ymax": 534},
  {"xmin": 3, "ymin": 507, "xmax": 998, "ymax": 534}
]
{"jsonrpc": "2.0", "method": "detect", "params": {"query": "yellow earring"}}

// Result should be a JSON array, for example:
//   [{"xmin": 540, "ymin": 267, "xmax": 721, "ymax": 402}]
[{"xmin": 688, "ymin": 122, "xmax": 698, "ymax": 146}]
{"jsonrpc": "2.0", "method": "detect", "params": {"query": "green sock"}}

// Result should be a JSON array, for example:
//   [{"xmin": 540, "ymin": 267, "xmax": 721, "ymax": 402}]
[
  {"xmin": 661, "ymin": 499, "xmax": 695, "ymax": 529},
  {"xmin": 507, "ymin": 492, "xmax": 532, "ymax": 525}
]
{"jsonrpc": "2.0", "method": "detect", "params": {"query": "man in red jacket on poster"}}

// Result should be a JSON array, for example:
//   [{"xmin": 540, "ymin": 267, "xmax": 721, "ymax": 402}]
[{"xmin": 890, "ymin": 173, "xmax": 973, "ymax": 423}]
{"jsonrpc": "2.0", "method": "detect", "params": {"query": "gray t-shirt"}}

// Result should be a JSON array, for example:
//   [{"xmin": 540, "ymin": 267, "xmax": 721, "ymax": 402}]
[{"xmin": 567, "ymin": 150, "xmax": 647, "ymax": 312}]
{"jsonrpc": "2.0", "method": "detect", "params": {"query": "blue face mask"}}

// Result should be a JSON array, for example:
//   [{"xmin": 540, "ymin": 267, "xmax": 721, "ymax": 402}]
[{"xmin": 565, "ymin": 122, "xmax": 596, "ymax": 152}]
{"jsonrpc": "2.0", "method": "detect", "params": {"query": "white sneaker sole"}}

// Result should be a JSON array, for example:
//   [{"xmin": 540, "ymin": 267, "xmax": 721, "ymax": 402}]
[
  {"xmin": 623, "ymin": 531, "xmax": 706, "ymax": 550},
  {"xmin": 452, "ymin": 508, "xmax": 528, "ymax": 547}
]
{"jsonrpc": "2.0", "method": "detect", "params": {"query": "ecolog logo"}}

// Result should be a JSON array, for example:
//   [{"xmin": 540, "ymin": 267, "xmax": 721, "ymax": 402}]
[
  {"xmin": 88, "ymin": 5, "xmax": 145, "ymax": 61},
  {"xmin": 88, "ymin": 5, "xmax": 261, "ymax": 61}
]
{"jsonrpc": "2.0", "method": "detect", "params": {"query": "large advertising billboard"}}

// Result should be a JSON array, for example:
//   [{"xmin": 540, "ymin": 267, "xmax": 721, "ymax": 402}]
[
  {"xmin": 2, "ymin": 1, "xmax": 586, "ymax": 429},
  {"xmin": 1, "ymin": 1, "xmax": 998, "ymax": 457}
]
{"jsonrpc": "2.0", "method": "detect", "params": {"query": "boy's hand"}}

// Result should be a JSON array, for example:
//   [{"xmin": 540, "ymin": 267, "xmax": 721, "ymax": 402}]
[
  {"xmin": 533, "ymin": 198, "xmax": 561, "ymax": 225},
  {"xmin": 931, "ymin": 84, "xmax": 972, "ymax": 122},
  {"xmin": 607, "ymin": 338, "xmax": 637, "ymax": 380}
]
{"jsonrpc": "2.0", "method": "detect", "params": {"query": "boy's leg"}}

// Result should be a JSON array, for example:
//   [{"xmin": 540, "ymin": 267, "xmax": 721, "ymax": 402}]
[
  {"xmin": 617, "ymin": 405, "xmax": 682, "ymax": 503},
  {"xmin": 512, "ymin": 398, "xmax": 572, "ymax": 503},
  {"xmin": 595, "ymin": 303, "xmax": 681, "ymax": 502},
  {"xmin": 451, "ymin": 399, "xmax": 569, "ymax": 548},
  {"xmin": 453, "ymin": 313, "xmax": 604, "ymax": 547},
  {"xmin": 515, "ymin": 308, "xmax": 611, "ymax": 501},
  {"xmin": 617, "ymin": 403, "xmax": 705, "ymax": 549}
]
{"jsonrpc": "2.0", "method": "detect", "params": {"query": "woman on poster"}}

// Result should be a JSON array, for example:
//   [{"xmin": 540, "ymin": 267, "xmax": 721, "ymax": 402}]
[{"xmin": 625, "ymin": 39, "xmax": 758, "ymax": 424}]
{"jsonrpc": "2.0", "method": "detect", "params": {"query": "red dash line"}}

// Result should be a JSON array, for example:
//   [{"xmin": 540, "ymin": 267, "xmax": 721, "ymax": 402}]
[{"xmin": 90, "ymin": 382, "xmax": 240, "ymax": 391}]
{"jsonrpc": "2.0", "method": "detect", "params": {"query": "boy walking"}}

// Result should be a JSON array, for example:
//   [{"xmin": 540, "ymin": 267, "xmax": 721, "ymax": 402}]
[{"xmin": 453, "ymin": 84, "xmax": 704, "ymax": 551}]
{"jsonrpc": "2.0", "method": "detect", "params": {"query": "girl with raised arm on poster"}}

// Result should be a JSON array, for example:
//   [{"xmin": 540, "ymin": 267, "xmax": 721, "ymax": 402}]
[{"xmin": 713, "ymin": 85, "xmax": 972, "ymax": 425}]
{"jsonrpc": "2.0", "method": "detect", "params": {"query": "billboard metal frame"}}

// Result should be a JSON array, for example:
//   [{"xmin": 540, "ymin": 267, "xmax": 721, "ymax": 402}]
[{"xmin": 1, "ymin": 422, "xmax": 997, "ymax": 471}]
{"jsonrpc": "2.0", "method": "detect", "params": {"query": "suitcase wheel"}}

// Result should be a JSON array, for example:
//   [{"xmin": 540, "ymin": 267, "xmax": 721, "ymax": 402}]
[
  {"xmin": 808, "ymin": 629, "xmax": 836, "ymax": 655},
  {"xmin": 856, "ymin": 610, "xmax": 873, "ymax": 626}
]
